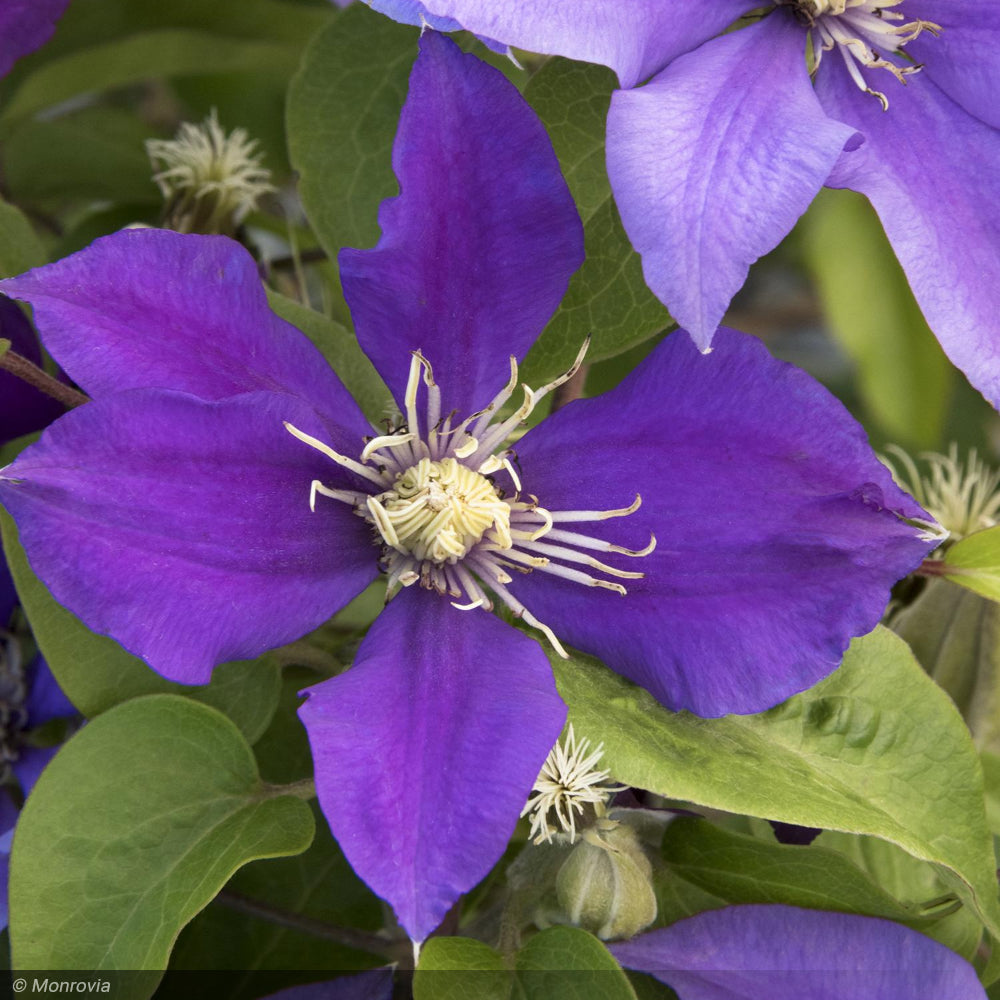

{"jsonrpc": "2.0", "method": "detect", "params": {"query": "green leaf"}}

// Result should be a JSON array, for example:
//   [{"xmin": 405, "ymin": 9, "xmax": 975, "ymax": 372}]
[
  {"xmin": 799, "ymin": 189, "xmax": 953, "ymax": 450},
  {"xmin": 655, "ymin": 816, "xmax": 982, "ymax": 959},
  {"xmin": 982, "ymin": 752, "xmax": 1000, "ymax": 837},
  {"xmin": 816, "ymin": 831, "xmax": 985, "ymax": 962},
  {"xmin": 266, "ymin": 290, "xmax": 391, "ymax": 426},
  {"xmin": 522, "ymin": 58, "xmax": 670, "ymax": 385},
  {"xmin": 416, "ymin": 938, "xmax": 511, "ymax": 1000},
  {"xmin": 1, "ymin": 31, "xmax": 306, "ymax": 127},
  {"xmin": 1, "ymin": 511, "xmax": 280, "ymax": 743},
  {"xmin": 943, "ymin": 526, "xmax": 1000, "ymax": 603},
  {"xmin": 4, "ymin": 107, "xmax": 159, "ymax": 208},
  {"xmin": 0, "ymin": 198, "xmax": 45, "ymax": 277},
  {"xmin": 515, "ymin": 926, "xmax": 637, "ymax": 1000},
  {"xmin": 170, "ymin": 802, "xmax": 386, "ymax": 977},
  {"xmin": 660, "ymin": 816, "xmax": 931, "ymax": 924},
  {"xmin": 551, "ymin": 627, "xmax": 1000, "ymax": 942},
  {"xmin": 10, "ymin": 696, "xmax": 315, "ymax": 979},
  {"xmin": 287, "ymin": 3, "xmax": 416, "ymax": 258},
  {"xmin": 891, "ymin": 578, "xmax": 1000, "ymax": 753},
  {"xmin": 416, "ymin": 929, "xmax": 635, "ymax": 999}
]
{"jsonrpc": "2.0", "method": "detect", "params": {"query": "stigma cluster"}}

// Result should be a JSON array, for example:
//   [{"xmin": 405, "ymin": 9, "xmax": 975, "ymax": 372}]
[{"xmin": 285, "ymin": 348, "xmax": 656, "ymax": 657}]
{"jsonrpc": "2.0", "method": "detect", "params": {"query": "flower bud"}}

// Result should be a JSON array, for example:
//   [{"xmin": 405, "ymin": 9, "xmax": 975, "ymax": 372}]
[{"xmin": 555, "ymin": 819, "xmax": 657, "ymax": 940}]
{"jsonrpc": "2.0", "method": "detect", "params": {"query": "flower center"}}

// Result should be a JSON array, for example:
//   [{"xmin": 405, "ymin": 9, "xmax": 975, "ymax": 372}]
[
  {"xmin": 369, "ymin": 457, "xmax": 512, "ymax": 563},
  {"xmin": 783, "ymin": 0, "xmax": 939, "ymax": 109},
  {"xmin": 284, "ymin": 345, "xmax": 656, "ymax": 657}
]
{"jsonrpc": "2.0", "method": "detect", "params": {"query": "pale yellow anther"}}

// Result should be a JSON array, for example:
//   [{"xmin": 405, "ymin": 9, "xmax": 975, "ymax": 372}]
[{"xmin": 371, "ymin": 458, "xmax": 512, "ymax": 564}]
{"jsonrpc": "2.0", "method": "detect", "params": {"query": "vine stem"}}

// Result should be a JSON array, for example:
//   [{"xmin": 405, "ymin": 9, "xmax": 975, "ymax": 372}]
[
  {"xmin": 0, "ymin": 348, "xmax": 89, "ymax": 409},
  {"xmin": 217, "ymin": 889, "xmax": 412, "ymax": 965}
]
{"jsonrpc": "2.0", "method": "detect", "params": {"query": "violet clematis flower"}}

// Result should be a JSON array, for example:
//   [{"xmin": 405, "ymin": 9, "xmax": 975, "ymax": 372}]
[
  {"xmin": 0, "ymin": 0, "xmax": 73, "ymax": 78},
  {"xmin": 0, "ymin": 296, "xmax": 66, "ymax": 446},
  {"xmin": 0, "ymin": 35, "xmax": 935, "ymax": 939},
  {"xmin": 611, "ymin": 904, "xmax": 986, "ymax": 999},
  {"xmin": 366, "ymin": 0, "xmax": 1000, "ymax": 407},
  {"xmin": 0, "ymin": 569, "xmax": 77, "ymax": 929}
]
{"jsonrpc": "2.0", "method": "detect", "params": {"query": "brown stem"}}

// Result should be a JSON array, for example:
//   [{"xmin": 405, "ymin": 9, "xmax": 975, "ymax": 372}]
[
  {"xmin": 217, "ymin": 889, "xmax": 411, "ymax": 964},
  {"xmin": 0, "ymin": 349, "xmax": 89, "ymax": 409},
  {"xmin": 915, "ymin": 559, "xmax": 950, "ymax": 578},
  {"xmin": 550, "ymin": 362, "xmax": 589, "ymax": 412},
  {"xmin": 268, "ymin": 247, "xmax": 329, "ymax": 271}
]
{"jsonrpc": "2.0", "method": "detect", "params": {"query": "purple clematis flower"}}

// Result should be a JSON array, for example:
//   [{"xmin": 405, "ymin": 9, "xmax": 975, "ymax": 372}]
[
  {"xmin": 0, "ymin": 296, "xmax": 66, "ymax": 446},
  {"xmin": 0, "ymin": 569, "xmax": 77, "ymax": 929},
  {"xmin": 0, "ymin": 35, "xmax": 935, "ymax": 939},
  {"xmin": 611, "ymin": 904, "xmax": 986, "ymax": 999},
  {"xmin": 366, "ymin": 0, "xmax": 1000, "ymax": 407},
  {"xmin": 0, "ymin": 0, "xmax": 73, "ymax": 78}
]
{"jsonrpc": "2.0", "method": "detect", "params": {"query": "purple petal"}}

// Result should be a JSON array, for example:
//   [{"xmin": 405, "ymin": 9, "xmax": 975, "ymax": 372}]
[
  {"xmin": 906, "ymin": 1, "xmax": 1000, "ymax": 129},
  {"xmin": 25, "ymin": 655, "xmax": 75, "ymax": 726},
  {"xmin": 299, "ymin": 587, "xmax": 566, "ymax": 942},
  {"xmin": 606, "ymin": 15, "xmax": 856, "ymax": 351},
  {"xmin": 509, "ymin": 328, "xmax": 934, "ymax": 716},
  {"xmin": 339, "ymin": 32, "xmax": 582, "ymax": 418},
  {"xmin": 261, "ymin": 972, "xmax": 394, "ymax": 1000},
  {"xmin": 0, "ymin": 802, "xmax": 16, "ymax": 840},
  {"xmin": 0, "ymin": 559, "xmax": 17, "ymax": 625},
  {"xmin": 816, "ymin": 60, "xmax": 1000, "ymax": 408},
  {"xmin": 11, "ymin": 745, "xmax": 58, "ymax": 801},
  {"xmin": 0, "ymin": 390, "xmax": 377, "ymax": 684},
  {"xmin": 0, "ymin": 827, "xmax": 11, "ymax": 930},
  {"xmin": 0, "ymin": 0, "xmax": 71, "ymax": 78},
  {"xmin": 365, "ymin": 1, "xmax": 507, "ymax": 54},
  {"xmin": 0, "ymin": 230, "xmax": 372, "ymax": 446},
  {"xmin": 0, "ymin": 296, "xmax": 65, "ymax": 446},
  {"xmin": 611, "ymin": 905, "xmax": 985, "ymax": 999},
  {"xmin": 374, "ymin": 0, "xmax": 751, "ymax": 88}
]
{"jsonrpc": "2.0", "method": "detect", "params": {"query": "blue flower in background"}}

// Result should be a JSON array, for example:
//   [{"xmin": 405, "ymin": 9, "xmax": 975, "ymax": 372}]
[
  {"xmin": 365, "ymin": 0, "xmax": 1000, "ymax": 409},
  {"xmin": 0, "ymin": 0, "xmax": 72, "ymax": 78},
  {"xmin": 0, "ymin": 572, "xmax": 76, "ymax": 929},
  {"xmin": 0, "ymin": 35, "xmax": 935, "ymax": 941},
  {"xmin": 612, "ymin": 904, "xmax": 986, "ymax": 1000}
]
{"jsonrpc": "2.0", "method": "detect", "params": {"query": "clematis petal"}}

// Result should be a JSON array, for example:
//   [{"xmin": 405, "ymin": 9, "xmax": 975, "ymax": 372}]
[
  {"xmin": 261, "ymin": 972, "xmax": 395, "ymax": 1000},
  {"xmin": 11, "ymin": 745, "xmax": 58, "ymax": 803},
  {"xmin": 365, "ymin": 1, "xmax": 507, "ymax": 54},
  {"xmin": 372, "ymin": 0, "xmax": 752, "ymax": 88},
  {"xmin": 509, "ymin": 329, "xmax": 934, "ymax": 717},
  {"xmin": 24, "ymin": 655, "xmax": 75, "ymax": 727},
  {"xmin": 0, "ymin": 230, "xmax": 372, "ymax": 450},
  {"xmin": 0, "ymin": 296, "xmax": 65, "ymax": 446},
  {"xmin": 816, "ymin": 60, "xmax": 1000, "ymax": 408},
  {"xmin": 906, "ymin": 1, "xmax": 1000, "ymax": 129},
  {"xmin": 339, "ymin": 32, "xmax": 582, "ymax": 417},
  {"xmin": 606, "ymin": 16, "xmax": 857, "ymax": 351},
  {"xmin": 299, "ymin": 587, "xmax": 566, "ymax": 942},
  {"xmin": 0, "ymin": 827, "xmax": 11, "ymax": 929},
  {"xmin": 0, "ymin": 559, "xmax": 17, "ymax": 625},
  {"xmin": 0, "ymin": 390, "xmax": 377, "ymax": 684},
  {"xmin": 0, "ymin": 0, "xmax": 71, "ymax": 78},
  {"xmin": 611, "ymin": 904, "xmax": 985, "ymax": 999}
]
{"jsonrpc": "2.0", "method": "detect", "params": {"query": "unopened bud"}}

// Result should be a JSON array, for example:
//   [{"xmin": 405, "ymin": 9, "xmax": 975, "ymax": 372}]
[{"xmin": 555, "ymin": 818, "xmax": 657, "ymax": 940}]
